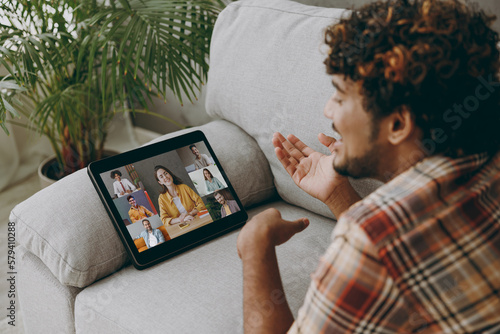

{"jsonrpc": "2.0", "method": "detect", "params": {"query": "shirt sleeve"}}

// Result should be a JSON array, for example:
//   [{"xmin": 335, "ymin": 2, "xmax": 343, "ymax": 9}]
[
  {"xmin": 214, "ymin": 177, "xmax": 224, "ymax": 189},
  {"xmin": 158, "ymin": 193, "xmax": 174, "ymax": 225},
  {"xmin": 113, "ymin": 181, "xmax": 120, "ymax": 196},
  {"xmin": 124, "ymin": 178, "xmax": 136, "ymax": 191},
  {"xmin": 289, "ymin": 218, "xmax": 410, "ymax": 334},
  {"xmin": 180, "ymin": 184, "xmax": 206, "ymax": 213},
  {"xmin": 156, "ymin": 230, "xmax": 165, "ymax": 243},
  {"xmin": 202, "ymin": 154, "xmax": 211, "ymax": 166},
  {"xmin": 144, "ymin": 206, "xmax": 153, "ymax": 217}
]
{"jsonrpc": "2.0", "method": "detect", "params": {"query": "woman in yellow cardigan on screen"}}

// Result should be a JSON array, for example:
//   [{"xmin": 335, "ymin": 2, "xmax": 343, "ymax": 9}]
[{"xmin": 154, "ymin": 165, "xmax": 206, "ymax": 225}]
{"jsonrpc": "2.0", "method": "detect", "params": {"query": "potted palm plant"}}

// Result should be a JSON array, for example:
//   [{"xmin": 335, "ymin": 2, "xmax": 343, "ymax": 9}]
[{"xmin": 0, "ymin": 0, "xmax": 228, "ymax": 181}]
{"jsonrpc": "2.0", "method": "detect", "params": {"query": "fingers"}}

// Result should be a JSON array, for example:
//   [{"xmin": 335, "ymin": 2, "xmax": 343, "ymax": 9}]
[
  {"xmin": 273, "ymin": 134, "xmax": 299, "ymax": 177},
  {"xmin": 273, "ymin": 133, "xmax": 298, "ymax": 165},
  {"xmin": 260, "ymin": 208, "xmax": 308, "ymax": 232},
  {"xmin": 273, "ymin": 133, "xmax": 319, "ymax": 178},
  {"xmin": 259, "ymin": 207, "xmax": 282, "ymax": 219},
  {"xmin": 273, "ymin": 132, "xmax": 313, "ymax": 160},
  {"xmin": 291, "ymin": 217, "xmax": 310, "ymax": 233},
  {"xmin": 318, "ymin": 133, "xmax": 337, "ymax": 153},
  {"xmin": 287, "ymin": 134, "xmax": 316, "ymax": 157}
]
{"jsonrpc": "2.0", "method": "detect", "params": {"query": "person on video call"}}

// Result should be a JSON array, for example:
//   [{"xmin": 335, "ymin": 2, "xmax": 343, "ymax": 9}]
[
  {"xmin": 203, "ymin": 168, "xmax": 224, "ymax": 193},
  {"xmin": 136, "ymin": 219, "xmax": 165, "ymax": 249},
  {"xmin": 127, "ymin": 195, "xmax": 153, "ymax": 224},
  {"xmin": 190, "ymin": 144, "xmax": 213, "ymax": 170},
  {"xmin": 214, "ymin": 191, "xmax": 240, "ymax": 218},
  {"xmin": 110, "ymin": 170, "xmax": 136, "ymax": 198},
  {"xmin": 236, "ymin": 1, "xmax": 500, "ymax": 333},
  {"xmin": 155, "ymin": 165, "xmax": 207, "ymax": 225}
]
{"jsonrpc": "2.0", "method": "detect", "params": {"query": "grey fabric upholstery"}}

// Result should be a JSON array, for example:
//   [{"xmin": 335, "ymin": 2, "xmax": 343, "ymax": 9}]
[
  {"xmin": 206, "ymin": 0, "xmax": 382, "ymax": 220},
  {"xmin": 13, "ymin": 1, "xmax": 382, "ymax": 332},
  {"xmin": 74, "ymin": 201, "xmax": 335, "ymax": 333},
  {"xmin": 11, "ymin": 169, "xmax": 129, "ymax": 288},
  {"xmin": 17, "ymin": 246, "xmax": 81, "ymax": 333}
]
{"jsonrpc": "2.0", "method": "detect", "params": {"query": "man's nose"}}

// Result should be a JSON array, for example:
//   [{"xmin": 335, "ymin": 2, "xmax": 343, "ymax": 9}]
[{"xmin": 323, "ymin": 96, "xmax": 335, "ymax": 119}]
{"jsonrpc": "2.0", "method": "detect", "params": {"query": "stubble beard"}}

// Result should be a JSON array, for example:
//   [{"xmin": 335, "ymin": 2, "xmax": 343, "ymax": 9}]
[{"xmin": 333, "ymin": 142, "xmax": 383, "ymax": 179}]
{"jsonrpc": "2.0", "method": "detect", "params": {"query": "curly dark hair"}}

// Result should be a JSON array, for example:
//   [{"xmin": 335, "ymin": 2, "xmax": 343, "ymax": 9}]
[
  {"xmin": 324, "ymin": 0, "xmax": 500, "ymax": 157},
  {"xmin": 110, "ymin": 170, "xmax": 122, "ymax": 179}
]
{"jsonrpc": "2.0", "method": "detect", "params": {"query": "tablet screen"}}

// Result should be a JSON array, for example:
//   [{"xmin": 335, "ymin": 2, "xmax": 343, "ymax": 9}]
[{"xmin": 96, "ymin": 138, "xmax": 242, "ymax": 254}]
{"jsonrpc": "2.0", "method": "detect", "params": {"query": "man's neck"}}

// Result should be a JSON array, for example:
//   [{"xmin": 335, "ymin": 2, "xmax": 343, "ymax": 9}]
[{"xmin": 377, "ymin": 143, "xmax": 428, "ymax": 182}]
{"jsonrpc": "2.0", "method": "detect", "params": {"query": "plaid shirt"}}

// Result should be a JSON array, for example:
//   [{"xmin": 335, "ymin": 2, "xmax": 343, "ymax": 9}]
[{"xmin": 290, "ymin": 152, "xmax": 500, "ymax": 333}]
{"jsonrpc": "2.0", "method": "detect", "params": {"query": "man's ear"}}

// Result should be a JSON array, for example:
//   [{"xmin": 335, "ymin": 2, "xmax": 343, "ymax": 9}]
[{"xmin": 386, "ymin": 106, "xmax": 415, "ymax": 145}]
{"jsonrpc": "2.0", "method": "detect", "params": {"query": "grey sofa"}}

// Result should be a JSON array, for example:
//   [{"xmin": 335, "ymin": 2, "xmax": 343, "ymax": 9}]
[{"xmin": 11, "ymin": 1, "xmax": 382, "ymax": 332}]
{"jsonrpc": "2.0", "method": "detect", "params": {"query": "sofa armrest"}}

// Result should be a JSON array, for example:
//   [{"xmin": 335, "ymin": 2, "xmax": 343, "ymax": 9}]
[
  {"xmin": 17, "ymin": 245, "xmax": 82, "ymax": 333},
  {"xmin": 12, "ymin": 119, "xmax": 275, "ymax": 288}
]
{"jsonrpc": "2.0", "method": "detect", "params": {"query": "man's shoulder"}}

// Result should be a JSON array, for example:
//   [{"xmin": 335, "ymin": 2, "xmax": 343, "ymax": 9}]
[{"xmin": 344, "ymin": 153, "xmax": 497, "ymax": 248}]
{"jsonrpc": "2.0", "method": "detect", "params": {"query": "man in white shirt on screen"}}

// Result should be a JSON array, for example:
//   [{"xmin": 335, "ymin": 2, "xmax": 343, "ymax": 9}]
[
  {"xmin": 111, "ymin": 170, "xmax": 136, "ymax": 198},
  {"xmin": 137, "ymin": 219, "xmax": 165, "ymax": 249}
]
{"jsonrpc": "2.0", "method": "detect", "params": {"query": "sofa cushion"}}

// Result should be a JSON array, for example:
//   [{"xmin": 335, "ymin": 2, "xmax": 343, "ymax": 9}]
[
  {"xmin": 206, "ymin": 0, "xmax": 382, "ymax": 219},
  {"xmin": 74, "ymin": 200, "xmax": 334, "ymax": 333},
  {"xmin": 11, "ymin": 120, "xmax": 275, "ymax": 288}
]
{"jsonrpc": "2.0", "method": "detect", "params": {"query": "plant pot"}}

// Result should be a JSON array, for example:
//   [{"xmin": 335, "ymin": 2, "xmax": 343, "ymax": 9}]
[
  {"xmin": 38, "ymin": 150, "xmax": 118, "ymax": 189},
  {"xmin": 38, "ymin": 156, "xmax": 60, "ymax": 188}
]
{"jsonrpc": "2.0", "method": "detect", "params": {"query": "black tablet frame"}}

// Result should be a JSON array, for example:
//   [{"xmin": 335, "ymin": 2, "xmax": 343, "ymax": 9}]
[{"xmin": 87, "ymin": 130, "xmax": 247, "ymax": 269}]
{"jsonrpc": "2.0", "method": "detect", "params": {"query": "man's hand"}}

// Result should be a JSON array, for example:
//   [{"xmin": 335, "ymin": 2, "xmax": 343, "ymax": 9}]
[
  {"xmin": 273, "ymin": 132, "xmax": 347, "ymax": 202},
  {"xmin": 237, "ymin": 208, "xmax": 309, "ymax": 334},
  {"xmin": 237, "ymin": 208, "xmax": 309, "ymax": 258},
  {"xmin": 273, "ymin": 132, "xmax": 360, "ymax": 217}
]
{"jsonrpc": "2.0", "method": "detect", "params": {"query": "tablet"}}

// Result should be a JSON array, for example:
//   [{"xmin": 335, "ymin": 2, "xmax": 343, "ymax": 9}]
[{"xmin": 88, "ymin": 130, "xmax": 247, "ymax": 269}]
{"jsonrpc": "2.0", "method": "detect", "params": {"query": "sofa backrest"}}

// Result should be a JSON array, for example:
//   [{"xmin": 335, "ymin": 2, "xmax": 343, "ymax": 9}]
[{"xmin": 206, "ymin": 0, "xmax": 382, "ymax": 219}]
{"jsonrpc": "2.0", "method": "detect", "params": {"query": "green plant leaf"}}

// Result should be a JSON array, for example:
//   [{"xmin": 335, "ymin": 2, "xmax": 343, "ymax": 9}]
[{"xmin": 0, "ymin": 0, "xmax": 231, "ymax": 172}]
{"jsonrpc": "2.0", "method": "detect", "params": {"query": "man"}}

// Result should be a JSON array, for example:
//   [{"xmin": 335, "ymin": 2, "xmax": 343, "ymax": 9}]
[
  {"xmin": 136, "ymin": 219, "xmax": 165, "ymax": 249},
  {"xmin": 189, "ymin": 144, "xmax": 212, "ymax": 170},
  {"xmin": 127, "ymin": 195, "xmax": 153, "ymax": 224},
  {"xmin": 237, "ymin": 0, "xmax": 500, "ymax": 333},
  {"xmin": 214, "ymin": 191, "xmax": 240, "ymax": 218},
  {"xmin": 111, "ymin": 170, "xmax": 136, "ymax": 198}
]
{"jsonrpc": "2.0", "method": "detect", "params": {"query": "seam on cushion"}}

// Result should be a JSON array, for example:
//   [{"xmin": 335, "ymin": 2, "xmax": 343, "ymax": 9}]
[
  {"xmin": 76, "ymin": 303, "xmax": 134, "ymax": 334},
  {"xmin": 12, "ymin": 210, "xmax": 127, "ymax": 276},
  {"xmin": 18, "ymin": 246, "xmax": 79, "ymax": 334},
  {"xmin": 239, "ymin": 185, "xmax": 277, "ymax": 203},
  {"xmin": 227, "ymin": 2, "xmax": 346, "ymax": 20}
]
